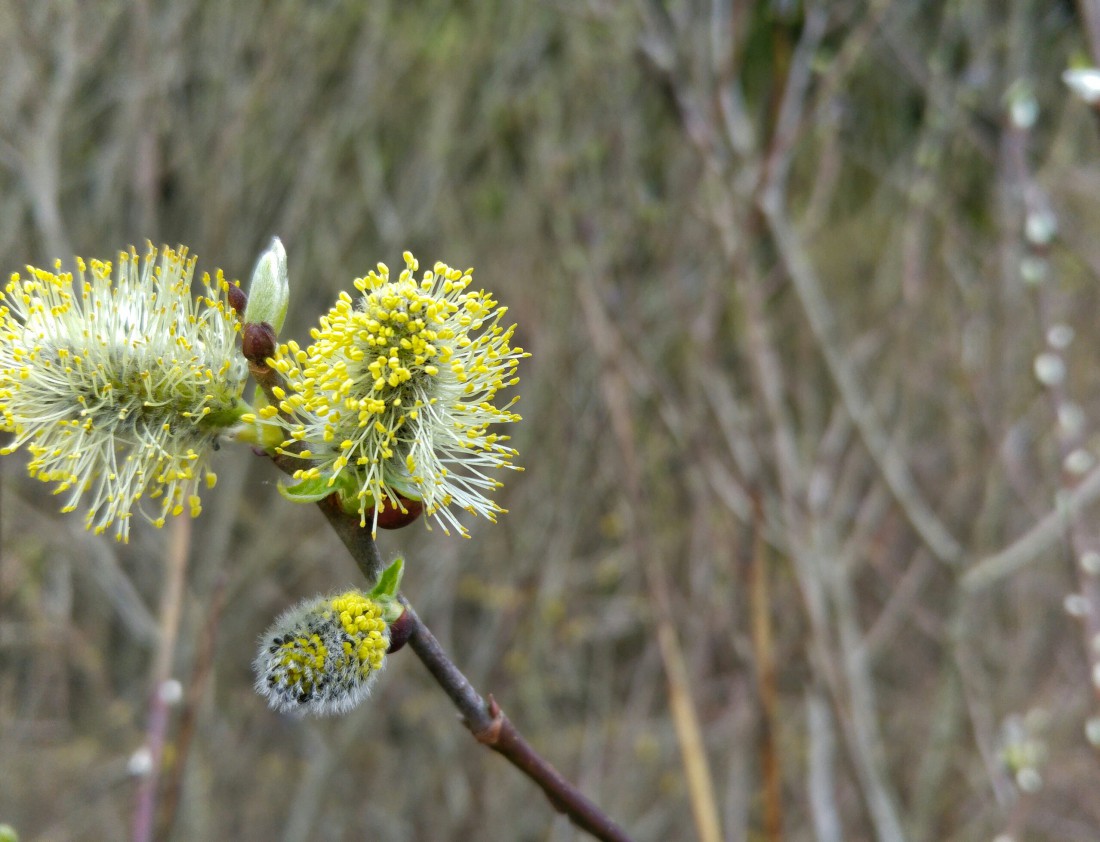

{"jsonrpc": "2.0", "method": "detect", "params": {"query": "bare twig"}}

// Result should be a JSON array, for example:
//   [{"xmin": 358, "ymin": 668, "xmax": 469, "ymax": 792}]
[
  {"xmin": 131, "ymin": 515, "xmax": 192, "ymax": 842},
  {"xmin": 157, "ymin": 571, "xmax": 229, "ymax": 838},
  {"xmin": 962, "ymin": 467, "xmax": 1100, "ymax": 591},
  {"xmin": 819, "ymin": 528, "xmax": 906, "ymax": 842},
  {"xmin": 308, "ymin": 488, "xmax": 633, "ymax": 841},
  {"xmin": 260, "ymin": 449, "xmax": 630, "ymax": 837},
  {"xmin": 752, "ymin": 11, "xmax": 910, "ymax": 842},
  {"xmin": 403, "ymin": 601, "xmax": 634, "ymax": 842},
  {"xmin": 806, "ymin": 689, "xmax": 842, "ymax": 842},
  {"xmin": 640, "ymin": 7, "xmax": 917, "ymax": 839},
  {"xmin": 749, "ymin": 495, "xmax": 784, "ymax": 842}
]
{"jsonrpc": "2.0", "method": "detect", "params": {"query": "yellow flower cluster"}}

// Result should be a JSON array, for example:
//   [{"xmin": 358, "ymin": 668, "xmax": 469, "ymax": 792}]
[
  {"xmin": 267, "ymin": 251, "xmax": 524, "ymax": 536},
  {"xmin": 254, "ymin": 590, "xmax": 390, "ymax": 716},
  {"xmin": 0, "ymin": 245, "xmax": 247, "ymax": 540}
]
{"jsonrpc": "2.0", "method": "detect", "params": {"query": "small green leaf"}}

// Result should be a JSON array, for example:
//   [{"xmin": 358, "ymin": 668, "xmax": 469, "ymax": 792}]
[
  {"xmin": 369, "ymin": 557, "xmax": 404, "ymax": 601},
  {"xmin": 278, "ymin": 475, "xmax": 334, "ymax": 503}
]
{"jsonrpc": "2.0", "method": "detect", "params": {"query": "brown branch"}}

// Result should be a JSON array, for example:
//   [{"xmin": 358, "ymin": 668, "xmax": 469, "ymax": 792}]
[
  {"xmin": 749, "ymin": 494, "xmax": 784, "ymax": 842},
  {"xmin": 315, "ymin": 494, "xmax": 385, "ymax": 584},
  {"xmin": 402, "ymin": 601, "xmax": 634, "ymax": 842},
  {"xmin": 264, "ymin": 470, "xmax": 627, "ymax": 835},
  {"xmin": 308, "ymin": 495, "xmax": 631, "ymax": 840}
]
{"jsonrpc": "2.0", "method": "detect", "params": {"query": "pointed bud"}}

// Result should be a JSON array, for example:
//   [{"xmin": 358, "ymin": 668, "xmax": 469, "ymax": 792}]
[
  {"xmin": 226, "ymin": 282, "xmax": 247, "ymax": 316},
  {"xmin": 243, "ymin": 237, "xmax": 289, "ymax": 332}
]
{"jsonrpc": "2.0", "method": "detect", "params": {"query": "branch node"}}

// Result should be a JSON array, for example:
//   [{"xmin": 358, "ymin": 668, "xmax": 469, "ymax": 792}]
[{"xmin": 474, "ymin": 696, "xmax": 504, "ymax": 746}]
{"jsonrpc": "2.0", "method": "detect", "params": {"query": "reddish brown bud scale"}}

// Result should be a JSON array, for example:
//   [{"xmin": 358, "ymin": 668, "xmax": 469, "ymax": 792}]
[
  {"xmin": 242, "ymin": 321, "xmax": 277, "ymax": 364},
  {"xmin": 375, "ymin": 495, "xmax": 424, "ymax": 530},
  {"xmin": 386, "ymin": 608, "xmax": 414, "ymax": 654},
  {"xmin": 227, "ymin": 283, "xmax": 247, "ymax": 316}
]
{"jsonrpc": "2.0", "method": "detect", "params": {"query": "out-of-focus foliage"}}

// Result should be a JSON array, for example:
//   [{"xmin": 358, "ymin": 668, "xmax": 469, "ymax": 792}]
[{"xmin": 2, "ymin": 0, "xmax": 1100, "ymax": 839}]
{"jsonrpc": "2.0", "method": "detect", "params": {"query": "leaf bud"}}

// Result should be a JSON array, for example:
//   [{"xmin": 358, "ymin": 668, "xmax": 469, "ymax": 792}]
[{"xmin": 243, "ymin": 237, "xmax": 289, "ymax": 332}]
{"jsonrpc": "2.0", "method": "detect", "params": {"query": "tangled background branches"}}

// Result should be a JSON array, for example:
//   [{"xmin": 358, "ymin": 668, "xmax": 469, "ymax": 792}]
[{"xmin": 2, "ymin": 1, "xmax": 1100, "ymax": 839}]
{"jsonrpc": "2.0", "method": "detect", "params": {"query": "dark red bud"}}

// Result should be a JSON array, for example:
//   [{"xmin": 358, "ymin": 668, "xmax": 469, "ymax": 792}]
[
  {"xmin": 227, "ymin": 283, "xmax": 247, "ymax": 316},
  {"xmin": 386, "ymin": 608, "xmax": 414, "ymax": 654},
  {"xmin": 242, "ymin": 321, "xmax": 277, "ymax": 364},
  {"xmin": 375, "ymin": 495, "xmax": 424, "ymax": 530}
]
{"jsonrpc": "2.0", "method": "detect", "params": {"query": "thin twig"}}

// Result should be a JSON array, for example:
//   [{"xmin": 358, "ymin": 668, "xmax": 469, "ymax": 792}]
[
  {"xmin": 819, "ymin": 526, "xmax": 906, "ymax": 842},
  {"xmin": 805, "ymin": 689, "xmax": 842, "ymax": 842},
  {"xmin": 157, "ymin": 571, "xmax": 230, "ymax": 837},
  {"xmin": 131, "ymin": 515, "xmax": 192, "ymax": 842},
  {"xmin": 315, "ymin": 494, "xmax": 385, "ymax": 584},
  {"xmin": 750, "ymin": 494, "xmax": 784, "ymax": 842},
  {"xmin": 311, "ymin": 492, "xmax": 632, "ymax": 841},
  {"xmin": 402, "ymin": 601, "xmax": 634, "ymax": 842},
  {"xmin": 751, "ymin": 11, "xmax": 909, "ymax": 841},
  {"xmin": 962, "ymin": 445, "xmax": 1100, "ymax": 592}
]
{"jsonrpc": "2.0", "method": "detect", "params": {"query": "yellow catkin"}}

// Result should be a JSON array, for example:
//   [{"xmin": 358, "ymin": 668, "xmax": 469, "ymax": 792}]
[
  {"xmin": 0, "ymin": 244, "xmax": 247, "ymax": 540},
  {"xmin": 270, "ymin": 252, "xmax": 527, "ymax": 537}
]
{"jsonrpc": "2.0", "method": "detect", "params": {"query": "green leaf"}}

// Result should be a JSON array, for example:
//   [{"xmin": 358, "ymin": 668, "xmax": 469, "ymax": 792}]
[
  {"xmin": 369, "ymin": 557, "xmax": 404, "ymax": 600},
  {"xmin": 278, "ymin": 475, "xmax": 334, "ymax": 503}
]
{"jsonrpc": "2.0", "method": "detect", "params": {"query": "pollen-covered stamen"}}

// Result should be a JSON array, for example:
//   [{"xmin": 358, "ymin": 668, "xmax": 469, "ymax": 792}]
[{"xmin": 270, "ymin": 251, "xmax": 526, "ymax": 536}]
